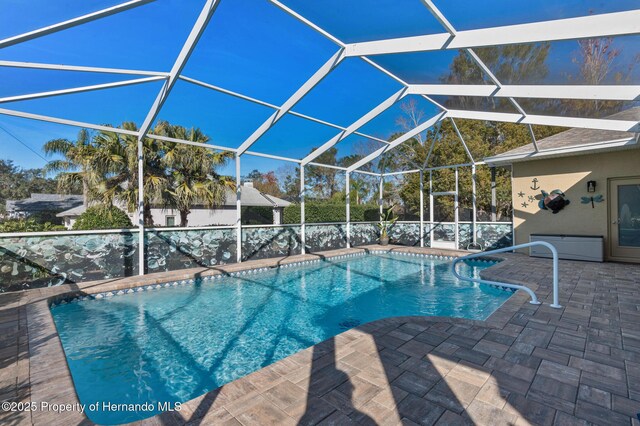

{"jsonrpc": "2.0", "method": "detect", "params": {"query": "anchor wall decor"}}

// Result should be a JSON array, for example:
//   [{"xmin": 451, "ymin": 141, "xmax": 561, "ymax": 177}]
[{"xmin": 530, "ymin": 178, "xmax": 540, "ymax": 190}]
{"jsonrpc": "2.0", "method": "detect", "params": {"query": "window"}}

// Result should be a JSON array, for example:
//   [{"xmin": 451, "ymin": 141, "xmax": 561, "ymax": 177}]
[{"xmin": 166, "ymin": 216, "xmax": 176, "ymax": 227}]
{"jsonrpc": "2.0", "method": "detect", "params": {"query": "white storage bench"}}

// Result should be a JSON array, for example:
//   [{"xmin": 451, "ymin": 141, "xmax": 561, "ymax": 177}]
[{"xmin": 529, "ymin": 234, "xmax": 604, "ymax": 262}]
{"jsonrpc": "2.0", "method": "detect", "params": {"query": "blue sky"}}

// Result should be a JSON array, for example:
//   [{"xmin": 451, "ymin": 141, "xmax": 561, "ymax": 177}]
[{"xmin": 0, "ymin": 0, "xmax": 638, "ymax": 176}]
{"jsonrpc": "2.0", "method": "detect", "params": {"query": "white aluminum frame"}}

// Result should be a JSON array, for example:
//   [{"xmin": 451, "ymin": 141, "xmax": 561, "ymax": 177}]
[
  {"xmin": 236, "ymin": 49, "xmax": 346, "ymax": 155},
  {"xmin": 407, "ymin": 84, "xmax": 640, "ymax": 101},
  {"xmin": 136, "ymin": 0, "xmax": 221, "ymax": 273},
  {"xmin": 0, "ymin": 76, "xmax": 167, "ymax": 104},
  {"xmin": 0, "ymin": 0, "xmax": 156, "ymax": 49},
  {"xmin": 1, "ymin": 1, "xmax": 638, "ymax": 277},
  {"xmin": 0, "ymin": 60, "xmax": 167, "ymax": 77},
  {"xmin": 345, "ymin": 10, "xmax": 640, "ymax": 56}
]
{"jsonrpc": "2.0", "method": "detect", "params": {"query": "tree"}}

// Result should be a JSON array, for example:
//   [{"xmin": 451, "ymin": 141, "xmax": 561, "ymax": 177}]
[
  {"xmin": 88, "ymin": 122, "xmax": 168, "ymax": 226},
  {"xmin": 72, "ymin": 205, "xmax": 133, "ymax": 230},
  {"xmin": 243, "ymin": 169, "xmax": 283, "ymax": 197},
  {"xmin": 561, "ymin": 37, "xmax": 639, "ymax": 116},
  {"xmin": 154, "ymin": 122, "xmax": 234, "ymax": 227},
  {"xmin": 0, "ymin": 160, "xmax": 59, "ymax": 217},
  {"xmin": 276, "ymin": 164, "xmax": 300, "ymax": 201},
  {"xmin": 350, "ymin": 178, "xmax": 369, "ymax": 205},
  {"xmin": 43, "ymin": 129, "xmax": 97, "ymax": 205},
  {"xmin": 382, "ymin": 45, "xmax": 567, "ymax": 221},
  {"xmin": 469, "ymin": 44, "xmax": 550, "ymax": 85},
  {"xmin": 306, "ymin": 147, "xmax": 341, "ymax": 198},
  {"xmin": 445, "ymin": 46, "xmax": 550, "ymax": 114},
  {"xmin": 44, "ymin": 121, "xmax": 232, "ymax": 228}
]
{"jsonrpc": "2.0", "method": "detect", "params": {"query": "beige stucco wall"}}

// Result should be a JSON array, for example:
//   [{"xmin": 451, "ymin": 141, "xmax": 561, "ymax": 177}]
[{"xmin": 512, "ymin": 147, "xmax": 640, "ymax": 259}]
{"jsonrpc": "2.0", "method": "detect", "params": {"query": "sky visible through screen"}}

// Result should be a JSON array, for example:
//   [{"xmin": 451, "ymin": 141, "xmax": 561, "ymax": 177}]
[{"xmin": 0, "ymin": 0, "xmax": 638, "ymax": 176}]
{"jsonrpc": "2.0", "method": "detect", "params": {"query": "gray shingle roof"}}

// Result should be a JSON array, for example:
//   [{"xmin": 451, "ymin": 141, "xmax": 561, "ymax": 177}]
[
  {"xmin": 57, "ymin": 186, "xmax": 291, "ymax": 217},
  {"xmin": 485, "ymin": 107, "xmax": 640, "ymax": 164},
  {"xmin": 55, "ymin": 205, "xmax": 87, "ymax": 217},
  {"xmin": 223, "ymin": 185, "xmax": 291, "ymax": 208},
  {"xmin": 6, "ymin": 193, "xmax": 84, "ymax": 214}
]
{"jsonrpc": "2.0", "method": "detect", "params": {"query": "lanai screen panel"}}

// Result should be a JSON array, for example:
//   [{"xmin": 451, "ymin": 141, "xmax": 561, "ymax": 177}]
[{"xmin": 0, "ymin": 0, "xmax": 637, "ymax": 169}]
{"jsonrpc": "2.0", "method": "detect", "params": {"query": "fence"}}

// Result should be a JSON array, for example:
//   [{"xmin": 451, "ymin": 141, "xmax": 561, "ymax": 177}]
[{"xmin": 0, "ymin": 221, "xmax": 512, "ymax": 292}]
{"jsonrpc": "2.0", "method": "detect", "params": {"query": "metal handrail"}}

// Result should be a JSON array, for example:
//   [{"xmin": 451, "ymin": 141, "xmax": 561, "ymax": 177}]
[{"xmin": 451, "ymin": 241, "xmax": 561, "ymax": 308}]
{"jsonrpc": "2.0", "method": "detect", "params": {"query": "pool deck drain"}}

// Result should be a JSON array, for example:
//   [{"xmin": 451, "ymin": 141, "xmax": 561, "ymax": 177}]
[{"xmin": 1, "ymin": 245, "xmax": 639, "ymax": 425}]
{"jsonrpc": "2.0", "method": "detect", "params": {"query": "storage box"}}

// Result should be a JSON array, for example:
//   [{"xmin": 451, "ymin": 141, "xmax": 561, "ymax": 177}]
[{"xmin": 529, "ymin": 234, "xmax": 604, "ymax": 262}]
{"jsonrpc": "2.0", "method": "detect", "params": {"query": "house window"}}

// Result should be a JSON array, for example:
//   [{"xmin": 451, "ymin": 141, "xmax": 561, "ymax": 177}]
[{"xmin": 166, "ymin": 216, "xmax": 176, "ymax": 227}]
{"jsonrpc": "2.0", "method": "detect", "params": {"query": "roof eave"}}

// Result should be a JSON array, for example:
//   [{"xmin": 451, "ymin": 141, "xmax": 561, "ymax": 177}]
[{"xmin": 485, "ymin": 136, "xmax": 639, "ymax": 166}]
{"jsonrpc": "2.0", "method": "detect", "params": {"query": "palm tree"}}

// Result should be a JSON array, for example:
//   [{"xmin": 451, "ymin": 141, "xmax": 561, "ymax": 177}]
[
  {"xmin": 43, "ymin": 129, "xmax": 99, "ymax": 205},
  {"xmin": 44, "ymin": 121, "xmax": 232, "ymax": 228},
  {"xmin": 154, "ymin": 121, "xmax": 234, "ymax": 226},
  {"xmin": 92, "ymin": 122, "xmax": 169, "ymax": 226},
  {"xmin": 350, "ymin": 178, "xmax": 369, "ymax": 205}
]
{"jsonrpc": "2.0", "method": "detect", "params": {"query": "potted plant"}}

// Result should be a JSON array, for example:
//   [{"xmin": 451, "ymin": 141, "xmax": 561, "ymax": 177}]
[{"xmin": 378, "ymin": 205, "xmax": 397, "ymax": 246}]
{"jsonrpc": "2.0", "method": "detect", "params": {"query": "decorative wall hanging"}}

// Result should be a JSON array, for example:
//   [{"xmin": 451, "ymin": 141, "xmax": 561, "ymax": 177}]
[
  {"xmin": 538, "ymin": 190, "xmax": 570, "ymax": 214},
  {"xmin": 530, "ymin": 178, "xmax": 540, "ymax": 190},
  {"xmin": 581, "ymin": 194, "xmax": 604, "ymax": 208}
]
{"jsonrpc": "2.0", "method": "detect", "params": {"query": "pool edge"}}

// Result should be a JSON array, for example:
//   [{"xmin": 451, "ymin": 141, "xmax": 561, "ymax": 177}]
[{"xmin": 22, "ymin": 245, "xmax": 529, "ymax": 426}]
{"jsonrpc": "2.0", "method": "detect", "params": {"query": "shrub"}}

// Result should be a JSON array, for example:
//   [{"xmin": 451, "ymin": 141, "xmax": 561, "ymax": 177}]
[
  {"xmin": 283, "ymin": 202, "xmax": 379, "ymax": 224},
  {"xmin": 0, "ymin": 218, "xmax": 66, "ymax": 233},
  {"xmin": 73, "ymin": 205, "xmax": 133, "ymax": 230}
]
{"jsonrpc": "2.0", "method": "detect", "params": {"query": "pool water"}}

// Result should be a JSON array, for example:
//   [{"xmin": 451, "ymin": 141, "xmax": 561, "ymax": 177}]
[{"xmin": 51, "ymin": 252, "xmax": 510, "ymax": 424}]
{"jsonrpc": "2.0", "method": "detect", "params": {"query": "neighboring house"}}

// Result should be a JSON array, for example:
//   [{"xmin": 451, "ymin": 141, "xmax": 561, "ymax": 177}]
[
  {"xmin": 57, "ymin": 182, "xmax": 291, "ymax": 229},
  {"xmin": 485, "ymin": 107, "xmax": 640, "ymax": 263},
  {"xmin": 5, "ymin": 193, "xmax": 83, "ymax": 221}
]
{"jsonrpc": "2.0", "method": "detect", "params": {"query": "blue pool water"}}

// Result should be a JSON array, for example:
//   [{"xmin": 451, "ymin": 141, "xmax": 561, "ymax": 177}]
[{"xmin": 51, "ymin": 253, "xmax": 510, "ymax": 424}]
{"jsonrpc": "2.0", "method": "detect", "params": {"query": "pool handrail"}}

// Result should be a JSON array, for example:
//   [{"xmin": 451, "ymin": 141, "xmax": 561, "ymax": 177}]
[{"xmin": 451, "ymin": 241, "xmax": 562, "ymax": 309}]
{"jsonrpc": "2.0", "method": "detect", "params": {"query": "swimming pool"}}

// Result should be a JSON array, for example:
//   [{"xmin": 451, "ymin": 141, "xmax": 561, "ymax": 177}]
[{"xmin": 51, "ymin": 252, "xmax": 510, "ymax": 424}]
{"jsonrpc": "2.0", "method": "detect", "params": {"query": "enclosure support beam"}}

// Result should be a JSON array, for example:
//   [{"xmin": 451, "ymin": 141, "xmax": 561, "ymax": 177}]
[
  {"xmin": 472, "ymin": 164, "xmax": 478, "ymax": 248},
  {"xmin": 447, "ymin": 110, "xmax": 639, "ymax": 133},
  {"xmin": 454, "ymin": 167, "xmax": 459, "ymax": 250},
  {"xmin": 419, "ymin": 169, "xmax": 424, "ymax": 248},
  {"xmin": 137, "ymin": 138, "xmax": 145, "ymax": 276},
  {"xmin": 0, "ymin": 60, "xmax": 167, "ymax": 77},
  {"xmin": 237, "ymin": 49, "xmax": 345, "ymax": 155},
  {"xmin": 0, "ymin": 76, "xmax": 167, "ymax": 104},
  {"xmin": 491, "ymin": 167, "xmax": 497, "ymax": 222},
  {"xmin": 348, "ymin": 111, "xmax": 447, "ymax": 172},
  {"xmin": 528, "ymin": 124, "xmax": 540, "ymax": 152},
  {"xmin": 449, "ymin": 118, "xmax": 475, "ymax": 164},
  {"xmin": 300, "ymin": 165, "xmax": 306, "ymax": 255},
  {"xmin": 407, "ymin": 84, "xmax": 640, "ymax": 102},
  {"xmin": 181, "ymin": 75, "xmax": 389, "ymax": 147},
  {"xmin": 346, "ymin": 172, "xmax": 351, "ymax": 248},
  {"xmin": 345, "ymin": 10, "xmax": 640, "ymax": 56},
  {"xmin": 429, "ymin": 171, "xmax": 434, "ymax": 247},
  {"xmin": 236, "ymin": 154, "xmax": 242, "ymax": 263},
  {"xmin": 420, "ymin": 0, "xmax": 528, "ymax": 126},
  {"xmin": 0, "ymin": 107, "xmax": 239, "ymax": 152},
  {"xmin": 138, "ymin": 0, "xmax": 221, "ymax": 139},
  {"xmin": 0, "ymin": 0, "xmax": 156, "ymax": 49},
  {"xmin": 378, "ymin": 174, "xmax": 384, "ymax": 217},
  {"xmin": 302, "ymin": 88, "xmax": 407, "ymax": 165}
]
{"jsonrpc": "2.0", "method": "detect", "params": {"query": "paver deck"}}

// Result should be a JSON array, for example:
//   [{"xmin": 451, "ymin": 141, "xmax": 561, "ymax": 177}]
[{"xmin": 0, "ymin": 245, "xmax": 639, "ymax": 425}]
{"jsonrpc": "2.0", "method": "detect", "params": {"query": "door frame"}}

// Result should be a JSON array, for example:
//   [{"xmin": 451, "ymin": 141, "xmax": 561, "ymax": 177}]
[{"xmin": 608, "ymin": 176, "xmax": 640, "ymax": 263}]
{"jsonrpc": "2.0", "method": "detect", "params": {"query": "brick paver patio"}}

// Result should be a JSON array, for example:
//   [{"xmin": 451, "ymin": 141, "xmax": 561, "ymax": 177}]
[{"xmin": 0, "ymin": 246, "xmax": 639, "ymax": 425}]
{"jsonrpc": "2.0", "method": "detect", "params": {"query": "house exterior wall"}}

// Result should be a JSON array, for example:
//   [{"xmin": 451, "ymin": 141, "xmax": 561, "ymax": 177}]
[
  {"xmin": 132, "ymin": 207, "xmax": 239, "ymax": 227},
  {"xmin": 132, "ymin": 207, "xmax": 282, "ymax": 227},
  {"xmin": 512, "ymin": 147, "xmax": 640, "ymax": 259}
]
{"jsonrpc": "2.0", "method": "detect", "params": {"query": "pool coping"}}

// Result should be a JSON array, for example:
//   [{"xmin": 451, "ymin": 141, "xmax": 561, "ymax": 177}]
[{"xmin": 17, "ymin": 245, "xmax": 535, "ymax": 426}]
